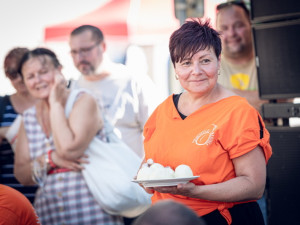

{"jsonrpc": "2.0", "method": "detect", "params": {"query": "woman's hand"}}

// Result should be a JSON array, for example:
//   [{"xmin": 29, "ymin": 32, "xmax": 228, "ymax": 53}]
[
  {"xmin": 51, "ymin": 151, "xmax": 89, "ymax": 172},
  {"xmin": 152, "ymin": 182, "xmax": 197, "ymax": 197},
  {"xmin": 144, "ymin": 187, "xmax": 155, "ymax": 194},
  {"xmin": 139, "ymin": 182, "xmax": 197, "ymax": 196},
  {"xmin": 49, "ymin": 72, "xmax": 68, "ymax": 106},
  {"xmin": 151, "ymin": 147, "xmax": 266, "ymax": 202}
]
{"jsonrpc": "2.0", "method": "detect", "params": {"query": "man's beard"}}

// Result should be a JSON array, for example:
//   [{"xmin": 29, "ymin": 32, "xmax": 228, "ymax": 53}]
[
  {"xmin": 224, "ymin": 42, "xmax": 246, "ymax": 58},
  {"xmin": 77, "ymin": 61, "xmax": 95, "ymax": 75}
]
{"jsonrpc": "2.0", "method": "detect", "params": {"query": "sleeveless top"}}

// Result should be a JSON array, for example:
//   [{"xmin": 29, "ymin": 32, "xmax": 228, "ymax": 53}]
[{"xmin": 22, "ymin": 90, "xmax": 123, "ymax": 225}]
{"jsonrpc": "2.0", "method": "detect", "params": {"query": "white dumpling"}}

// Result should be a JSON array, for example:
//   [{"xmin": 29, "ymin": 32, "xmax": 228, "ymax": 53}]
[
  {"xmin": 174, "ymin": 164, "xmax": 193, "ymax": 178},
  {"xmin": 150, "ymin": 163, "xmax": 164, "ymax": 170},
  {"xmin": 165, "ymin": 166, "xmax": 175, "ymax": 178},
  {"xmin": 137, "ymin": 166, "xmax": 152, "ymax": 180},
  {"xmin": 149, "ymin": 167, "xmax": 174, "ymax": 179}
]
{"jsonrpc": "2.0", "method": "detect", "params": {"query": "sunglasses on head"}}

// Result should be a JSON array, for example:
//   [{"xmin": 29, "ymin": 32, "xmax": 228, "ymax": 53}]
[{"xmin": 217, "ymin": 0, "xmax": 247, "ymax": 11}]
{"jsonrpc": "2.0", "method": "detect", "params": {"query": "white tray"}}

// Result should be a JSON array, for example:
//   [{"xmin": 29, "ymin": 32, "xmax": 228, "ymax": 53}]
[{"xmin": 132, "ymin": 176, "xmax": 200, "ymax": 187}]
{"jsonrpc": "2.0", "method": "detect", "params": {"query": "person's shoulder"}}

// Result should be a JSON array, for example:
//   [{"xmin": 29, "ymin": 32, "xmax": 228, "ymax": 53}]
[
  {"xmin": 70, "ymin": 88, "xmax": 96, "ymax": 104},
  {"xmin": 229, "ymin": 95, "xmax": 250, "ymax": 106},
  {"xmin": 217, "ymin": 86, "xmax": 253, "ymax": 111},
  {"xmin": 223, "ymin": 96, "xmax": 258, "ymax": 117},
  {"xmin": 153, "ymin": 94, "xmax": 173, "ymax": 112},
  {"xmin": 0, "ymin": 95, "xmax": 10, "ymax": 105},
  {"xmin": 70, "ymin": 87, "xmax": 92, "ymax": 95}
]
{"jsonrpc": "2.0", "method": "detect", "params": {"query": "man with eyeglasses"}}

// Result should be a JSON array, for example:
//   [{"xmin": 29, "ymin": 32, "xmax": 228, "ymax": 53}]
[
  {"xmin": 68, "ymin": 25, "xmax": 162, "ymax": 159},
  {"xmin": 216, "ymin": 1, "xmax": 268, "ymax": 224},
  {"xmin": 68, "ymin": 26, "xmax": 162, "ymax": 223}
]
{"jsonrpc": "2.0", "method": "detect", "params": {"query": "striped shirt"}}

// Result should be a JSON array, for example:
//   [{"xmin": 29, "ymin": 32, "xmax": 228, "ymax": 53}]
[{"xmin": 0, "ymin": 95, "xmax": 37, "ymax": 203}]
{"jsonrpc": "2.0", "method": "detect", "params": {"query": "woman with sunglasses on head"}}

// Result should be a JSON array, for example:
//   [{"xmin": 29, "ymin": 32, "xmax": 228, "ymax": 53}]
[
  {"xmin": 14, "ymin": 47, "xmax": 124, "ymax": 225},
  {"xmin": 0, "ymin": 47, "xmax": 37, "ymax": 203}
]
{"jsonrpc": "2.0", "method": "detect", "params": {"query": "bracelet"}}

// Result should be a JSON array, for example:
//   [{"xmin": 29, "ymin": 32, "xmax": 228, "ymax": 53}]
[
  {"xmin": 31, "ymin": 158, "xmax": 43, "ymax": 185},
  {"xmin": 48, "ymin": 150, "xmax": 57, "ymax": 168},
  {"xmin": 31, "ymin": 161, "xmax": 38, "ymax": 184}
]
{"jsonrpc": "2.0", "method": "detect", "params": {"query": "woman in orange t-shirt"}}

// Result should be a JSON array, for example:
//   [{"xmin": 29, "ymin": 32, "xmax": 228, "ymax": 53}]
[{"xmin": 141, "ymin": 19, "xmax": 272, "ymax": 225}]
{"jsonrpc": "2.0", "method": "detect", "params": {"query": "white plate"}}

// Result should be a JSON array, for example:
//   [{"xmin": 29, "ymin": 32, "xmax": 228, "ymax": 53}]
[{"xmin": 132, "ymin": 176, "xmax": 200, "ymax": 187}]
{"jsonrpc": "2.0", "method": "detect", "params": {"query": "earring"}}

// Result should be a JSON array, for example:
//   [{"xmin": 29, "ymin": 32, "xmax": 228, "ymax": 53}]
[
  {"xmin": 175, "ymin": 74, "xmax": 179, "ymax": 80},
  {"xmin": 217, "ymin": 70, "xmax": 220, "ymax": 76}
]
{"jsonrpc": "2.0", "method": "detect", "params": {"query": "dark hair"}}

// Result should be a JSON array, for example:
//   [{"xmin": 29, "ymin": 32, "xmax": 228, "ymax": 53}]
[
  {"xmin": 18, "ymin": 47, "xmax": 61, "ymax": 77},
  {"xmin": 169, "ymin": 18, "xmax": 221, "ymax": 66},
  {"xmin": 216, "ymin": 0, "xmax": 250, "ymax": 19},
  {"xmin": 4, "ymin": 47, "xmax": 29, "ymax": 79},
  {"xmin": 132, "ymin": 200, "xmax": 206, "ymax": 225},
  {"xmin": 70, "ymin": 25, "xmax": 104, "ymax": 43}
]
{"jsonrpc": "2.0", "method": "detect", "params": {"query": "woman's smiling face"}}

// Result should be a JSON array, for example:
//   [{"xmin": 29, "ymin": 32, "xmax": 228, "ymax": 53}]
[
  {"xmin": 21, "ymin": 56, "xmax": 57, "ymax": 99},
  {"xmin": 175, "ymin": 47, "xmax": 220, "ymax": 95}
]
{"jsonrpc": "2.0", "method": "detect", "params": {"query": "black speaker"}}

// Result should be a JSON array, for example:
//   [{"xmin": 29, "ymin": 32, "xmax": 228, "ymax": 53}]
[
  {"xmin": 266, "ymin": 126, "xmax": 300, "ymax": 225},
  {"xmin": 250, "ymin": 0, "xmax": 300, "ymax": 23},
  {"xmin": 252, "ymin": 18, "xmax": 300, "ymax": 99}
]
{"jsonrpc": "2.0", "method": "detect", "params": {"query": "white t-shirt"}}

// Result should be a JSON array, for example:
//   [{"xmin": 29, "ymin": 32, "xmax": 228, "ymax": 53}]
[{"xmin": 70, "ymin": 58, "xmax": 162, "ymax": 158}]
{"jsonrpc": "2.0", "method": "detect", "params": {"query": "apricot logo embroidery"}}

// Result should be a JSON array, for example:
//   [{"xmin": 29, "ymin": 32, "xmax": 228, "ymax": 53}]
[{"xmin": 192, "ymin": 124, "xmax": 217, "ymax": 146}]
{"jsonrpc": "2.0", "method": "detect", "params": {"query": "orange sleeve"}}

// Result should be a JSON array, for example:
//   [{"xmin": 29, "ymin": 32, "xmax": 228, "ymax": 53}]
[
  {"xmin": 143, "ymin": 106, "xmax": 158, "ymax": 142},
  {"xmin": 218, "ymin": 104, "xmax": 272, "ymax": 163}
]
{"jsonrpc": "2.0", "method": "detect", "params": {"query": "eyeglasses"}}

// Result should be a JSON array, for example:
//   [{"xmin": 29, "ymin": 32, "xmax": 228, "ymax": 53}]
[
  {"xmin": 216, "ymin": 0, "xmax": 249, "ymax": 12},
  {"xmin": 70, "ymin": 42, "xmax": 100, "ymax": 57},
  {"xmin": 5, "ymin": 68, "xmax": 20, "ymax": 80}
]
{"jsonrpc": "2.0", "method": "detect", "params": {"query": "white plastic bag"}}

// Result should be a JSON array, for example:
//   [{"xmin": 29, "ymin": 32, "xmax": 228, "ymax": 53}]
[
  {"xmin": 82, "ymin": 126, "xmax": 152, "ymax": 217},
  {"xmin": 65, "ymin": 89, "xmax": 152, "ymax": 217}
]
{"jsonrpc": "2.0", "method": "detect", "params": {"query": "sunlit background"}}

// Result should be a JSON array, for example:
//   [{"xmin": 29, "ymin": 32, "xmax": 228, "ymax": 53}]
[
  {"xmin": 0, "ymin": 0, "xmax": 224, "ymax": 97},
  {"xmin": 1, "ymin": 0, "xmax": 109, "ymax": 95}
]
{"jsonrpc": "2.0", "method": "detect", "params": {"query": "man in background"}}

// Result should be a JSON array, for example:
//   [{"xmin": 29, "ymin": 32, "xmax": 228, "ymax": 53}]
[
  {"xmin": 68, "ymin": 25, "xmax": 162, "ymax": 159},
  {"xmin": 216, "ymin": 0, "xmax": 266, "ymax": 112},
  {"xmin": 68, "ymin": 25, "xmax": 162, "ymax": 225},
  {"xmin": 216, "ymin": 1, "xmax": 268, "ymax": 224}
]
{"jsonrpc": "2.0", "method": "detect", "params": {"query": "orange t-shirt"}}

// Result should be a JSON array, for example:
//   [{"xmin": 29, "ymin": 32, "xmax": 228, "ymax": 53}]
[
  {"xmin": 144, "ymin": 95, "xmax": 272, "ymax": 224},
  {"xmin": 0, "ymin": 184, "xmax": 40, "ymax": 225}
]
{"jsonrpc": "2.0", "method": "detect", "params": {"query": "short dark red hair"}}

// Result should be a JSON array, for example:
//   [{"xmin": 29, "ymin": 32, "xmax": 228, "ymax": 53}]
[{"xmin": 169, "ymin": 18, "xmax": 221, "ymax": 66}]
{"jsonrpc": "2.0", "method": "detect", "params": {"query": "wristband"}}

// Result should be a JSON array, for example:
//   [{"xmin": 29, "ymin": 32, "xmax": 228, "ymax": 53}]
[{"xmin": 48, "ymin": 150, "xmax": 57, "ymax": 168}]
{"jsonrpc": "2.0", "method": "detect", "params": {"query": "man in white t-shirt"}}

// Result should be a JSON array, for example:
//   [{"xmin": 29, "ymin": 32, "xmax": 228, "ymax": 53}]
[{"xmin": 68, "ymin": 25, "xmax": 162, "ymax": 159}]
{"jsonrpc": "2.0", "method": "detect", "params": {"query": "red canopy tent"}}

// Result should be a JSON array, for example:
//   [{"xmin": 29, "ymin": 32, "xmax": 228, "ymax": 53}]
[{"xmin": 44, "ymin": 0, "xmax": 179, "ymax": 44}]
